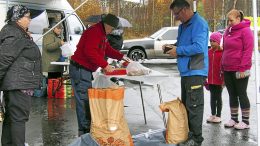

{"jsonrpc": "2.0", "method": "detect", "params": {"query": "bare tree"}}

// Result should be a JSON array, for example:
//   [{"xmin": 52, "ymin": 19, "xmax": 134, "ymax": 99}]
[{"xmin": 233, "ymin": 0, "xmax": 237, "ymax": 9}]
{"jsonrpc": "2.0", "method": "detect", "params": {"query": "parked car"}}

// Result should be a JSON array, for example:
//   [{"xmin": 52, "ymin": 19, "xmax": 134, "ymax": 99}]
[
  {"xmin": 121, "ymin": 27, "xmax": 178, "ymax": 61},
  {"xmin": 121, "ymin": 27, "xmax": 211, "ymax": 61}
]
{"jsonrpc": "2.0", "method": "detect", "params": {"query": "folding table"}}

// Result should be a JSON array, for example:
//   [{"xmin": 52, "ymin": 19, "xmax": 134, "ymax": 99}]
[{"xmin": 107, "ymin": 70, "xmax": 169, "ymax": 126}]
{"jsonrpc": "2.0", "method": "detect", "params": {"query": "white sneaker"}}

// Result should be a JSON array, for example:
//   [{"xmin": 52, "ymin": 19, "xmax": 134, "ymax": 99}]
[
  {"xmin": 234, "ymin": 121, "xmax": 250, "ymax": 130},
  {"xmin": 212, "ymin": 116, "xmax": 221, "ymax": 123},
  {"xmin": 206, "ymin": 115, "xmax": 216, "ymax": 123},
  {"xmin": 25, "ymin": 143, "xmax": 29, "ymax": 146},
  {"xmin": 224, "ymin": 119, "xmax": 237, "ymax": 128}
]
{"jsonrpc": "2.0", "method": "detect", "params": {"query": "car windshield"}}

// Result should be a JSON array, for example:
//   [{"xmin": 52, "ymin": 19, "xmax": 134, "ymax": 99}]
[{"xmin": 149, "ymin": 27, "xmax": 168, "ymax": 39}]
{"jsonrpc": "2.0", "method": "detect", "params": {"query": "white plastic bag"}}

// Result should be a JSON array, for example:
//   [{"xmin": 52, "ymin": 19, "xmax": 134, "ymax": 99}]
[
  {"xmin": 61, "ymin": 43, "xmax": 74, "ymax": 57},
  {"xmin": 126, "ymin": 62, "xmax": 151, "ymax": 76},
  {"xmin": 92, "ymin": 74, "xmax": 118, "ymax": 89}
]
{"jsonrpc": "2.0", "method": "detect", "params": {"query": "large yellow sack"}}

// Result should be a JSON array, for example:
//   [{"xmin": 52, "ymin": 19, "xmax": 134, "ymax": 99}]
[
  {"xmin": 88, "ymin": 87, "xmax": 134, "ymax": 146},
  {"xmin": 159, "ymin": 98, "xmax": 189, "ymax": 144}
]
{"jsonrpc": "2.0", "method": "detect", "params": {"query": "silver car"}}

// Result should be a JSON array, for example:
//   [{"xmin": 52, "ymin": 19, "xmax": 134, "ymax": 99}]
[{"xmin": 121, "ymin": 27, "xmax": 178, "ymax": 61}]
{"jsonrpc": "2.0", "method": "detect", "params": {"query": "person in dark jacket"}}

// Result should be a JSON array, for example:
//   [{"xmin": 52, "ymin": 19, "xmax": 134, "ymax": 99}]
[
  {"xmin": 106, "ymin": 25, "xmax": 124, "ymax": 51},
  {"xmin": 42, "ymin": 23, "xmax": 65, "ymax": 79},
  {"xmin": 70, "ymin": 13, "xmax": 130, "ymax": 136},
  {"xmin": 0, "ymin": 5, "xmax": 42, "ymax": 146},
  {"xmin": 206, "ymin": 32, "xmax": 224, "ymax": 123},
  {"xmin": 163, "ymin": 0, "xmax": 209, "ymax": 145},
  {"xmin": 93, "ymin": 14, "xmax": 124, "ymax": 51}
]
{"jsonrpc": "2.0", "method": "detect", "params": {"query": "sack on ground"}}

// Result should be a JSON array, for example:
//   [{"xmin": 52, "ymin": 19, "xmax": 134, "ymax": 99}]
[
  {"xmin": 159, "ymin": 98, "xmax": 189, "ymax": 144},
  {"xmin": 88, "ymin": 87, "xmax": 134, "ymax": 146}
]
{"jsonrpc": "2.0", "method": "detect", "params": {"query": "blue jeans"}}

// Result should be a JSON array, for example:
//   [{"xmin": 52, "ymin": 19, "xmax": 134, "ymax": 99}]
[{"xmin": 69, "ymin": 64, "xmax": 92, "ymax": 135}]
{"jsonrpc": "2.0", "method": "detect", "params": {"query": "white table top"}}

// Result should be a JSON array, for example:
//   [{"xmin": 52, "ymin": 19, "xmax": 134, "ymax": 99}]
[
  {"xmin": 50, "ymin": 61, "xmax": 70, "ymax": 66},
  {"xmin": 104, "ymin": 70, "xmax": 169, "ymax": 85}
]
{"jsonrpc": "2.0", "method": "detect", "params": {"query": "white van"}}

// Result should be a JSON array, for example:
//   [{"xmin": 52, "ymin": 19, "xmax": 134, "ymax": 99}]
[{"xmin": 0, "ymin": 0, "xmax": 86, "ymax": 53}]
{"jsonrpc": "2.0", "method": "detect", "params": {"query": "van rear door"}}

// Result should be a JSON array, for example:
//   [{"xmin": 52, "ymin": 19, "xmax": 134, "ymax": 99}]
[
  {"xmin": 65, "ymin": 13, "xmax": 85, "ymax": 53},
  {"xmin": 28, "ymin": 10, "xmax": 49, "ymax": 54}
]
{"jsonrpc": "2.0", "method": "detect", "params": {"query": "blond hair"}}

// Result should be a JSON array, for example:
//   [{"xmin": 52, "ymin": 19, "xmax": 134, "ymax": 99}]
[{"xmin": 227, "ymin": 9, "xmax": 244, "ymax": 22}]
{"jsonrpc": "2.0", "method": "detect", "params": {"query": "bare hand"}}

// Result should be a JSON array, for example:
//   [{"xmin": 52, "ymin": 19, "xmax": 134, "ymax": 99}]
[
  {"xmin": 61, "ymin": 40, "xmax": 65, "ymax": 46},
  {"xmin": 166, "ymin": 46, "xmax": 177, "ymax": 57},
  {"xmin": 162, "ymin": 44, "xmax": 173, "ymax": 52},
  {"xmin": 104, "ymin": 65, "xmax": 115, "ymax": 73},
  {"xmin": 162, "ymin": 44, "xmax": 177, "ymax": 55},
  {"xmin": 222, "ymin": 83, "xmax": 226, "ymax": 88},
  {"xmin": 238, "ymin": 72, "xmax": 246, "ymax": 78},
  {"xmin": 122, "ymin": 56, "xmax": 132, "ymax": 62}
]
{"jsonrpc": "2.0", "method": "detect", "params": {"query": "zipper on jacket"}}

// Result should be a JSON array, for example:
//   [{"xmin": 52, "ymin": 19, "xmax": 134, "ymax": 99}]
[
  {"xmin": 32, "ymin": 61, "xmax": 35, "ymax": 76},
  {"xmin": 211, "ymin": 51, "xmax": 215, "ymax": 83}
]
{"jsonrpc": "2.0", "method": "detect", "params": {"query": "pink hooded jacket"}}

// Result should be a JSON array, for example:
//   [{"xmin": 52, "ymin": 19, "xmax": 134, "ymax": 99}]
[{"xmin": 222, "ymin": 19, "xmax": 254, "ymax": 72}]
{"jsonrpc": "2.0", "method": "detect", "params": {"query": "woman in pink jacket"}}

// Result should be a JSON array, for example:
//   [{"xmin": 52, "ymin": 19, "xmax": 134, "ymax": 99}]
[
  {"xmin": 206, "ymin": 32, "xmax": 224, "ymax": 123},
  {"xmin": 222, "ymin": 9, "xmax": 254, "ymax": 130}
]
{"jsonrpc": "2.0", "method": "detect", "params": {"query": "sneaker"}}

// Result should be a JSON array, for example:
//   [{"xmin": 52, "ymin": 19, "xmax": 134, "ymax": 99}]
[
  {"xmin": 179, "ymin": 139, "xmax": 201, "ymax": 146},
  {"xmin": 212, "ymin": 116, "xmax": 221, "ymax": 123},
  {"xmin": 206, "ymin": 115, "xmax": 216, "ymax": 123},
  {"xmin": 234, "ymin": 122, "xmax": 250, "ymax": 130},
  {"xmin": 224, "ymin": 119, "xmax": 237, "ymax": 128},
  {"xmin": 24, "ymin": 143, "xmax": 29, "ymax": 146}
]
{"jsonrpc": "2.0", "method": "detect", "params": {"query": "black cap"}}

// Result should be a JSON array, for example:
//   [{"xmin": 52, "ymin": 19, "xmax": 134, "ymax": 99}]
[{"xmin": 103, "ymin": 13, "xmax": 119, "ymax": 28}]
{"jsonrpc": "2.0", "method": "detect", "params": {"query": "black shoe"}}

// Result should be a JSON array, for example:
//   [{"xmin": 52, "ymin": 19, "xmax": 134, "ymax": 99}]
[{"xmin": 179, "ymin": 139, "xmax": 201, "ymax": 146}]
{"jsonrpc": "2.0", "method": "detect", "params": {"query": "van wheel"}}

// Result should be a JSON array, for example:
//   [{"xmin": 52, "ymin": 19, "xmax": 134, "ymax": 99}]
[{"xmin": 128, "ymin": 48, "xmax": 146, "ymax": 61}]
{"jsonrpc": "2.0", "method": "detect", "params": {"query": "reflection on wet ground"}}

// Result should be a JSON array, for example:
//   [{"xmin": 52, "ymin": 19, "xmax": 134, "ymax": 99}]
[
  {"xmin": 0, "ymin": 63, "xmax": 257, "ymax": 146},
  {"xmin": 27, "ymin": 98, "xmax": 78, "ymax": 146}
]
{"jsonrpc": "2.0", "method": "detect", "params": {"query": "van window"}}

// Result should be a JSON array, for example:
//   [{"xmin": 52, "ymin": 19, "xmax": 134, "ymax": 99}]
[
  {"xmin": 28, "ymin": 9, "xmax": 48, "ymax": 34},
  {"xmin": 161, "ymin": 29, "xmax": 178, "ymax": 40},
  {"xmin": 67, "ymin": 14, "xmax": 84, "ymax": 35}
]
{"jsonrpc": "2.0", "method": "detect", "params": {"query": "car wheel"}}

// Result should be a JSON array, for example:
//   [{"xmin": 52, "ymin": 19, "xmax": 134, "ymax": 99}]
[{"xmin": 128, "ymin": 48, "xmax": 146, "ymax": 61}]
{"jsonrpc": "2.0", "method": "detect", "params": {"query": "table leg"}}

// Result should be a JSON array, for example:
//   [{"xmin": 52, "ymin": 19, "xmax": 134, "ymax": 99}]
[
  {"xmin": 157, "ymin": 84, "xmax": 167, "ymax": 128},
  {"xmin": 138, "ymin": 81, "xmax": 147, "ymax": 124}
]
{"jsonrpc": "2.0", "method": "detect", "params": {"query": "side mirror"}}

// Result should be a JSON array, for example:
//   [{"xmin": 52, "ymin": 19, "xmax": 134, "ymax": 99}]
[{"xmin": 74, "ymin": 26, "xmax": 82, "ymax": 35}]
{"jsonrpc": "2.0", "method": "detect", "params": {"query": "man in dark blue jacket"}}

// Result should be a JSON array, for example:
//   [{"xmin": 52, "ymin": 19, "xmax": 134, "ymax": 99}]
[{"xmin": 163, "ymin": 0, "xmax": 209, "ymax": 145}]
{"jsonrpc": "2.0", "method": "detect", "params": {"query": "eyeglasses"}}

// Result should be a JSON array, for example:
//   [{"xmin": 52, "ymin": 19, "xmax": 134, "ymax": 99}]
[{"xmin": 173, "ymin": 8, "xmax": 183, "ymax": 16}]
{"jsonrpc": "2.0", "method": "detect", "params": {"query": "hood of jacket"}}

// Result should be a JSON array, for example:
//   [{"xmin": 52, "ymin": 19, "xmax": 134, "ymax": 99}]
[{"xmin": 226, "ymin": 19, "xmax": 251, "ymax": 34}]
